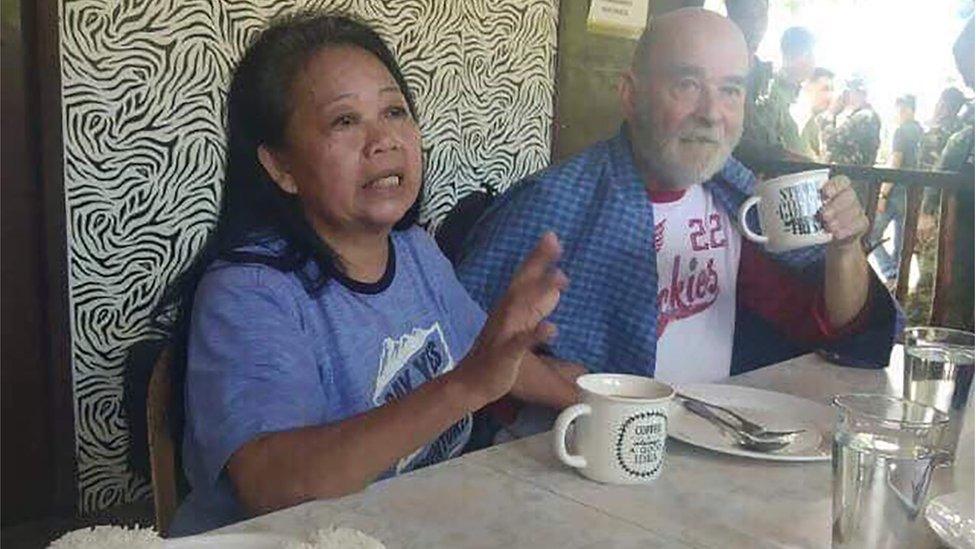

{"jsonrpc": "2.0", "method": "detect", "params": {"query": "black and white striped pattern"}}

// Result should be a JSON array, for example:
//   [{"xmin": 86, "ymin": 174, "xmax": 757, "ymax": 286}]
[{"xmin": 59, "ymin": 0, "xmax": 556, "ymax": 512}]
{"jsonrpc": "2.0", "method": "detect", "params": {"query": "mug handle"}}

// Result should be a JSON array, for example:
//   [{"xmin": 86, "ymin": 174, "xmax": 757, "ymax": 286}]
[
  {"xmin": 738, "ymin": 196, "xmax": 769, "ymax": 244},
  {"xmin": 553, "ymin": 403, "xmax": 590, "ymax": 469}
]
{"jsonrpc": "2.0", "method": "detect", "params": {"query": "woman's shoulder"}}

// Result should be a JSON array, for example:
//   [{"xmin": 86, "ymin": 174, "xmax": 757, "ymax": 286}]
[
  {"xmin": 392, "ymin": 225, "xmax": 458, "ymax": 282},
  {"xmin": 198, "ymin": 249, "xmax": 306, "ymax": 306},
  {"xmin": 394, "ymin": 225, "xmax": 447, "ymax": 263}
]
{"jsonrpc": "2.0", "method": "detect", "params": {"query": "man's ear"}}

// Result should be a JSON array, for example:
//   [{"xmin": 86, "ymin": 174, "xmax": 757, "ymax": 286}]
[
  {"xmin": 619, "ymin": 70, "xmax": 637, "ymax": 123},
  {"xmin": 258, "ymin": 145, "xmax": 298, "ymax": 195}
]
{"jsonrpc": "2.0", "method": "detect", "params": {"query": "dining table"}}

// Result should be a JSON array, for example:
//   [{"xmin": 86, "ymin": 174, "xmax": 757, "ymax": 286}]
[{"xmin": 210, "ymin": 349, "xmax": 965, "ymax": 548}]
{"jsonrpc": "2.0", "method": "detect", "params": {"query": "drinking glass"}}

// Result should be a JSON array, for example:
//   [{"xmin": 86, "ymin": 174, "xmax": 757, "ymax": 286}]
[
  {"xmin": 831, "ymin": 394, "xmax": 949, "ymax": 548},
  {"xmin": 902, "ymin": 326, "xmax": 975, "ymax": 463}
]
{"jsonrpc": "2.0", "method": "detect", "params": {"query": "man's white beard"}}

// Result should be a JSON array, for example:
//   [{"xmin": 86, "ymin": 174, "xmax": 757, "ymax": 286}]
[
  {"xmin": 632, "ymin": 113, "xmax": 740, "ymax": 189},
  {"xmin": 652, "ymin": 137, "xmax": 733, "ymax": 189}
]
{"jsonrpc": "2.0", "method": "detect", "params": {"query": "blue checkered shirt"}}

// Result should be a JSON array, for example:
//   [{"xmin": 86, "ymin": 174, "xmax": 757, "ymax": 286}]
[{"xmin": 456, "ymin": 128, "xmax": 900, "ymax": 376}]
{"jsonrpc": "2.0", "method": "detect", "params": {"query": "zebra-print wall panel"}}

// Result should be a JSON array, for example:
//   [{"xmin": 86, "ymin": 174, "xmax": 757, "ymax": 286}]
[{"xmin": 58, "ymin": 0, "xmax": 556, "ymax": 513}]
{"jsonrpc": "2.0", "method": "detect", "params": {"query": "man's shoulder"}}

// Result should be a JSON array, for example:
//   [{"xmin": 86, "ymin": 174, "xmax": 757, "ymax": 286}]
[
  {"xmin": 771, "ymin": 72, "xmax": 799, "ymax": 100},
  {"xmin": 896, "ymin": 120, "xmax": 923, "ymax": 133},
  {"xmin": 939, "ymin": 125, "xmax": 975, "ymax": 170},
  {"xmin": 456, "ymin": 137, "xmax": 623, "ymax": 282},
  {"xmin": 522, "ymin": 139, "xmax": 613, "ymax": 188},
  {"xmin": 947, "ymin": 125, "xmax": 975, "ymax": 145},
  {"xmin": 486, "ymin": 138, "xmax": 616, "ymax": 215},
  {"xmin": 910, "ymin": 121, "xmax": 925, "ymax": 138},
  {"xmin": 714, "ymin": 156, "xmax": 757, "ymax": 195},
  {"xmin": 853, "ymin": 107, "xmax": 881, "ymax": 124}
]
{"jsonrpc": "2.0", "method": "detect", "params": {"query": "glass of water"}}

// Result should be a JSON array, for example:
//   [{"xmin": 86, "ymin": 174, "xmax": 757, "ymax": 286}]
[
  {"xmin": 831, "ymin": 394, "xmax": 949, "ymax": 548},
  {"xmin": 902, "ymin": 326, "xmax": 975, "ymax": 463}
]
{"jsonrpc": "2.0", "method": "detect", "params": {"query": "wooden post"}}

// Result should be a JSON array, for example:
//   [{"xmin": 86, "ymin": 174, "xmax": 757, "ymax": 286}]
[
  {"xmin": 895, "ymin": 186, "xmax": 923, "ymax": 303},
  {"xmin": 930, "ymin": 189, "xmax": 958, "ymax": 325},
  {"xmin": 865, "ymin": 178, "xmax": 881, "ymax": 234}
]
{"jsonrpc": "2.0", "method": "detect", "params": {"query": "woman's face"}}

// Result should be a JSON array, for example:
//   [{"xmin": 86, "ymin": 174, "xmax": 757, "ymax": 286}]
[{"xmin": 261, "ymin": 45, "xmax": 422, "ymax": 239}]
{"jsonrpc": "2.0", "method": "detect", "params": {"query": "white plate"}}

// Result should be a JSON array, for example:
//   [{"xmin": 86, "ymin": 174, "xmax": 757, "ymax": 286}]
[
  {"xmin": 925, "ymin": 491, "xmax": 976, "ymax": 549},
  {"xmin": 668, "ymin": 383, "xmax": 833, "ymax": 462},
  {"xmin": 164, "ymin": 532, "xmax": 295, "ymax": 548}
]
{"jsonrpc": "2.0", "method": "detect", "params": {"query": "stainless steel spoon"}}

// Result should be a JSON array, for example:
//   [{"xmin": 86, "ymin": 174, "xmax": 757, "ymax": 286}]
[{"xmin": 681, "ymin": 400, "xmax": 797, "ymax": 452}]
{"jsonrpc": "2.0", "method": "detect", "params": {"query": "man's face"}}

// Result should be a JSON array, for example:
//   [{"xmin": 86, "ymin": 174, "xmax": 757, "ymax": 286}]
[
  {"xmin": 897, "ymin": 104, "xmax": 914, "ymax": 122},
  {"xmin": 790, "ymin": 52, "xmax": 816, "ymax": 83},
  {"xmin": 805, "ymin": 76, "xmax": 833, "ymax": 113},
  {"xmin": 624, "ymin": 21, "xmax": 749, "ymax": 190}
]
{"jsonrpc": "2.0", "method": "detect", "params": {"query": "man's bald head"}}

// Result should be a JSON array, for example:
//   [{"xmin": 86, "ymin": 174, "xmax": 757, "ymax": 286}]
[
  {"xmin": 632, "ymin": 8, "xmax": 749, "ymax": 79},
  {"xmin": 620, "ymin": 9, "xmax": 749, "ymax": 190}
]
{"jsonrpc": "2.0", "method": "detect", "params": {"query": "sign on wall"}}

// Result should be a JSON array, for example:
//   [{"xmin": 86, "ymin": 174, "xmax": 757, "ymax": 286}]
[{"xmin": 587, "ymin": 0, "xmax": 649, "ymax": 39}]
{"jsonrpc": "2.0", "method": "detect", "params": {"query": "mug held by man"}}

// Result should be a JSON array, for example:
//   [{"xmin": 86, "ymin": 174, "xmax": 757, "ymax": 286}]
[
  {"xmin": 738, "ymin": 168, "xmax": 833, "ymax": 253},
  {"xmin": 554, "ymin": 374, "xmax": 674, "ymax": 484}
]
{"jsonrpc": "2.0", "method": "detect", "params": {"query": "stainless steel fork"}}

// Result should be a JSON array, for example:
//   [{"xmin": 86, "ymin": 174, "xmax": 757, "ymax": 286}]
[{"xmin": 676, "ymin": 392, "xmax": 806, "ymax": 438}]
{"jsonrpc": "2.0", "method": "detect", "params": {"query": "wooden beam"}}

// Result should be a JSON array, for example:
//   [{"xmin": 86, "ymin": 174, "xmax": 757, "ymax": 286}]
[
  {"xmin": 740, "ymin": 157, "xmax": 974, "ymax": 192},
  {"xmin": 864, "ymin": 179, "xmax": 881, "ymax": 233},
  {"xmin": 931, "ymin": 189, "xmax": 958, "ymax": 325},
  {"xmin": 29, "ymin": 0, "xmax": 78, "ymax": 517},
  {"xmin": 896, "ymin": 187, "xmax": 923, "ymax": 303}
]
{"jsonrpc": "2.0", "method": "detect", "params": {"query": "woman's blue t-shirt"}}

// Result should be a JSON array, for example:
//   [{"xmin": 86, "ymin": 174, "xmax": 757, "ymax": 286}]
[{"xmin": 169, "ymin": 227, "xmax": 485, "ymax": 535}]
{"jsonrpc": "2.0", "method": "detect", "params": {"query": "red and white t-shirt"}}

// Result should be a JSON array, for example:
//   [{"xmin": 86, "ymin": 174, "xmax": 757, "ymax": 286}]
[
  {"xmin": 649, "ymin": 185, "xmax": 870, "ymax": 385},
  {"xmin": 651, "ymin": 185, "xmax": 741, "ymax": 384}
]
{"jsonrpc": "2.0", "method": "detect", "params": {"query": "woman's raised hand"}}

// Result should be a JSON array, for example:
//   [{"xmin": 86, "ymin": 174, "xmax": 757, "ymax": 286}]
[{"xmin": 454, "ymin": 232, "xmax": 568, "ymax": 408}]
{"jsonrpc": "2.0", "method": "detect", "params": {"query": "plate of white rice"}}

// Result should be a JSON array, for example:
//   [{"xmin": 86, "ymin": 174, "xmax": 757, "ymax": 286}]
[{"xmin": 48, "ymin": 525, "xmax": 385, "ymax": 549}]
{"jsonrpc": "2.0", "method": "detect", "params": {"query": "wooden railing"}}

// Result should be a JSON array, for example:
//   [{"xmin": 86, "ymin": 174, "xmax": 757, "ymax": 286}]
[{"xmin": 743, "ymin": 158, "xmax": 974, "ymax": 326}]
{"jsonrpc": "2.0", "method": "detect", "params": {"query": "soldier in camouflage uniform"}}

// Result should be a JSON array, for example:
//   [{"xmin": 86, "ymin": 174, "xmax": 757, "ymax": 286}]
[
  {"xmin": 919, "ymin": 87, "xmax": 966, "ymax": 171},
  {"xmin": 818, "ymin": 78, "xmax": 882, "ymax": 167},
  {"xmin": 913, "ymin": 18, "xmax": 973, "ymax": 329},
  {"xmin": 733, "ymin": 22, "xmax": 818, "ymax": 164},
  {"xmin": 918, "ymin": 87, "xmax": 966, "ymax": 240},
  {"xmin": 941, "ymin": 16, "xmax": 975, "ymax": 330},
  {"xmin": 817, "ymin": 78, "xmax": 881, "ymax": 206},
  {"xmin": 799, "ymin": 67, "xmax": 835, "ymax": 160}
]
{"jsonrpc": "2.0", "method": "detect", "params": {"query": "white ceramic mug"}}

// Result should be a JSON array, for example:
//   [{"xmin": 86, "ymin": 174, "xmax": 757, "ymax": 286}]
[
  {"xmin": 553, "ymin": 374, "xmax": 674, "ymax": 484},
  {"xmin": 738, "ymin": 168, "xmax": 833, "ymax": 253}
]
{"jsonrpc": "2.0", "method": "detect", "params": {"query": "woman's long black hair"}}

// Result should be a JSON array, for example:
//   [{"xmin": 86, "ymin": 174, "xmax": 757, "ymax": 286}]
[{"xmin": 127, "ymin": 12, "xmax": 421, "ymax": 482}]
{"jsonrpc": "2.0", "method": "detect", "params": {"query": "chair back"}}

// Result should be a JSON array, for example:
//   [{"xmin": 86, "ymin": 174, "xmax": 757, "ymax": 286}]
[{"xmin": 147, "ymin": 348, "xmax": 178, "ymax": 535}]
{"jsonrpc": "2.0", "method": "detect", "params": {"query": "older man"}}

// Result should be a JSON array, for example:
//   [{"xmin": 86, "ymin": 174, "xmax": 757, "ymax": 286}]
[{"xmin": 458, "ymin": 10, "xmax": 897, "ymax": 398}]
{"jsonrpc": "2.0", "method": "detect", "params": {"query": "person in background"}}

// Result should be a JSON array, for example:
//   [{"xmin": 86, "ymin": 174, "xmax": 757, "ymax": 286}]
[
  {"xmin": 819, "ymin": 77, "xmax": 882, "ymax": 167},
  {"xmin": 932, "ymin": 16, "xmax": 974, "ymax": 330},
  {"xmin": 818, "ymin": 77, "xmax": 882, "ymax": 206},
  {"xmin": 725, "ymin": 0, "xmax": 772, "ymax": 162},
  {"xmin": 163, "ymin": 12, "xmax": 580, "ymax": 536},
  {"xmin": 916, "ymin": 86, "xmax": 967, "ymax": 242},
  {"xmin": 760, "ymin": 27, "xmax": 816, "ymax": 160},
  {"xmin": 799, "ymin": 67, "xmax": 835, "ymax": 161},
  {"xmin": 733, "ymin": 21, "xmax": 818, "ymax": 164},
  {"xmin": 920, "ymin": 87, "xmax": 967, "ymax": 171},
  {"xmin": 937, "ymin": 101, "xmax": 974, "ymax": 174},
  {"xmin": 725, "ymin": 0, "xmax": 767, "ymax": 64},
  {"xmin": 456, "ymin": 9, "xmax": 898, "ymax": 440},
  {"xmin": 868, "ymin": 94, "xmax": 923, "ymax": 288}
]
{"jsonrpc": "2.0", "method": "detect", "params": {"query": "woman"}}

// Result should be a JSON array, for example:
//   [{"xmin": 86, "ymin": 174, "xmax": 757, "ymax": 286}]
[{"xmin": 164, "ymin": 12, "xmax": 580, "ymax": 535}]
